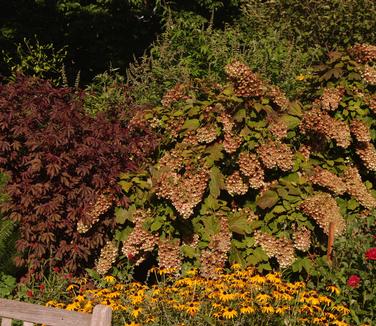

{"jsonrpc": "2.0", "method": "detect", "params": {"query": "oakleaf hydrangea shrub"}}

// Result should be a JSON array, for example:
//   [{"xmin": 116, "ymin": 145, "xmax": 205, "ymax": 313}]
[
  {"xmin": 0, "ymin": 76, "xmax": 158, "ymax": 280},
  {"xmin": 97, "ymin": 44, "xmax": 376, "ymax": 279}
]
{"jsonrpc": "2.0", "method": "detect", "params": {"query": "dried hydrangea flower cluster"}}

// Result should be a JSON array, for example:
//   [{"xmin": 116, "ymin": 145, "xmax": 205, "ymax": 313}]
[
  {"xmin": 349, "ymin": 44, "xmax": 376, "ymax": 63},
  {"xmin": 356, "ymin": 142, "xmax": 376, "ymax": 172},
  {"xmin": 224, "ymin": 61, "xmax": 264, "ymax": 97},
  {"xmin": 268, "ymin": 119, "xmax": 288, "ymax": 140},
  {"xmin": 362, "ymin": 65, "xmax": 376, "ymax": 85},
  {"xmin": 217, "ymin": 113, "xmax": 243, "ymax": 153},
  {"xmin": 309, "ymin": 167, "xmax": 346, "ymax": 195},
  {"xmin": 254, "ymin": 231, "xmax": 295, "ymax": 268},
  {"xmin": 223, "ymin": 133, "xmax": 242, "ymax": 154},
  {"xmin": 164, "ymin": 116, "xmax": 185, "ymax": 139},
  {"xmin": 366, "ymin": 94, "xmax": 376, "ymax": 114},
  {"xmin": 320, "ymin": 87, "xmax": 344, "ymax": 111},
  {"xmin": 350, "ymin": 120, "xmax": 371, "ymax": 142},
  {"xmin": 200, "ymin": 216, "xmax": 231, "ymax": 278},
  {"xmin": 343, "ymin": 167, "xmax": 376, "ymax": 210},
  {"xmin": 155, "ymin": 165, "xmax": 209, "ymax": 218},
  {"xmin": 161, "ymin": 83, "xmax": 189, "ymax": 107},
  {"xmin": 293, "ymin": 227, "xmax": 311, "ymax": 252},
  {"xmin": 96, "ymin": 241, "xmax": 118, "ymax": 275},
  {"xmin": 237, "ymin": 152, "xmax": 265, "ymax": 189},
  {"xmin": 196, "ymin": 125, "xmax": 218, "ymax": 144},
  {"xmin": 235, "ymin": 207, "xmax": 259, "ymax": 224},
  {"xmin": 225, "ymin": 170, "xmax": 249, "ymax": 196},
  {"xmin": 257, "ymin": 140, "xmax": 294, "ymax": 171},
  {"xmin": 122, "ymin": 209, "xmax": 158, "ymax": 265},
  {"xmin": 298, "ymin": 144, "xmax": 311, "ymax": 161},
  {"xmin": 300, "ymin": 108, "xmax": 351, "ymax": 148},
  {"xmin": 268, "ymin": 86, "xmax": 289, "ymax": 111},
  {"xmin": 300, "ymin": 192, "xmax": 346, "ymax": 236},
  {"xmin": 157, "ymin": 239, "xmax": 182, "ymax": 272},
  {"xmin": 77, "ymin": 193, "xmax": 113, "ymax": 234}
]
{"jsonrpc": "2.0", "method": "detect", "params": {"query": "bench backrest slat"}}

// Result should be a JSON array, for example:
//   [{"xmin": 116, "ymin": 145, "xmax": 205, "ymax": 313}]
[
  {"xmin": 0, "ymin": 298, "xmax": 92, "ymax": 326},
  {"xmin": 1, "ymin": 318, "xmax": 12, "ymax": 326},
  {"xmin": 23, "ymin": 322, "xmax": 34, "ymax": 326}
]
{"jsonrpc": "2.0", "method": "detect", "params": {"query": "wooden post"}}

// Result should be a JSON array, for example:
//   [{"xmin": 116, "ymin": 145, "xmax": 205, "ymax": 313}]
[
  {"xmin": 90, "ymin": 305, "xmax": 112, "ymax": 326},
  {"xmin": 327, "ymin": 222, "xmax": 335, "ymax": 264}
]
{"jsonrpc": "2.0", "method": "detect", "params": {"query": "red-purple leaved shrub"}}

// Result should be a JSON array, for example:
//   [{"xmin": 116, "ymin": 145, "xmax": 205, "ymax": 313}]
[{"xmin": 0, "ymin": 76, "xmax": 157, "ymax": 279}]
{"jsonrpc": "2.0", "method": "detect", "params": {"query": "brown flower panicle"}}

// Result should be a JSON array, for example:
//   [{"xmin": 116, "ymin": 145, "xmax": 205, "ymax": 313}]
[
  {"xmin": 309, "ymin": 167, "xmax": 346, "ymax": 195},
  {"xmin": 77, "ymin": 192, "xmax": 113, "ymax": 234},
  {"xmin": 268, "ymin": 86, "xmax": 290, "ymax": 111},
  {"xmin": 257, "ymin": 140, "xmax": 294, "ymax": 172},
  {"xmin": 158, "ymin": 239, "xmax": 182, "ymax": 272},
  {"xmin": 300, "ymin": 192, "xmax": 346, "ymax": 236},
  {"xmin": 293, "ymin": 227, "xmax": 311, "ymax": 252},
  {"xmin": 342, "ymin": 167, "xmax": 376, "ymax": 210},
  {"xmin": 225, "ymin": 61, "xmax": 264, "ymax": 97},
  {"xmin": 349, "ymin": 44, "xmax": 376, "ymax": 63},
  {"xmin": 225, "ymin": 171, "xmax": 249, "ymax": 196},
  {"xmin": 223, "ymin": 133, "xmax": 242, "ymax": 154},
  {"xmin": 300, "ymin": 108, "xmax": 351, "ymax": 148},
  {"xmin": 356, "ymin": 142, "xmax": 376, "ymax": 172},
  {"xmin": 268, "ymin": 119, "xmax": 288, "ymax": 140},
  {"xmin": 320, "ymin": 87, "xmax": 344, "ymax": 111},
  {"xmin": 122, "ymin": 209, "xmax": 158, "ymax": 265},
  {"xmin": 155, "ymin": 164, "xmax": 209, "ymax": 218},
  {"xmin": 161, "ymin": 84, "xmax": 189, "ymax": 107},
  {"xmin": 96, "ymin": 241, "xmax": 118, "ymax": 275},
  {"xmin": 362, "ymin": 65, "xmax": 376, "ymax": 85},
  {"xmin": 254, "ymin": 231, "xmax": 295, "ymax": 268},
  {"xmin": 350, "ymin": 120, "xmax": 371, "ymax": 143},
  {"xmin": 200, "ymin": 217, "xmax": 231, "ymax": 278},
  {"xmin": 196, "ymin": 125, "xmax": 218, "ymax": 144},
  {"xmin": 237, "ymin": 152, "xmax": 264, "ymax": 189}
]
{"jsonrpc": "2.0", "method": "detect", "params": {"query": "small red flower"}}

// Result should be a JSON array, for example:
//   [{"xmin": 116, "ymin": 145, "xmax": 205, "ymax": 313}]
[
  {"xmin": 63, "ymin": 273, "xmax": 73, "ymax": 280},
  {"xmin": 347, "ymin": 275, "xmax": 361, "ymax": 288},
  {"xmin": 39, "ymin": 284, "xmax": 45, "ymax": 291},
  {"xmin": 365, "ymin": 247, "xmax": 376, "ymax": 260},
  {"xmin": 53, "ymin": 267, "xmax": 60, "ymax": 273},
  {"xmin": 26, "ymin": 290, "xmax": 33, "ymax": 298},
  {"xmin": 127, "ymin": 253, "xmax": 134, "ymax": 261}
]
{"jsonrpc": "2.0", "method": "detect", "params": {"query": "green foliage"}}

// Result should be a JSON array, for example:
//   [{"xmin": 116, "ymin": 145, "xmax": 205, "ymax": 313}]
[
  {"xmin": 0, "ymin": 173, "xmax": 18, "ymax": 275},
  {"xmin": 239, "ymin": 0, "xmax": 376, "ymax": 49},
  {"xmin": 308, "ymin": 214, "xmax": 376, "ymax": 324},
  {"xmin": 83, "ymin": 69, "xmax": 129, "ymax": 117},
  {"xmin": 96, "ymin": 46, "xmax": 376, "ymax": 292},
  {"xmin": 2, "ymin": 37, "xmax": 67, "ymax": 85},
  {"xmin": 127, "ymin": 10, "xmax": 320, "ymax": 104},
  {"xmin": 0, "ymin": 273, "xmax": 17, "ymax": 298}
]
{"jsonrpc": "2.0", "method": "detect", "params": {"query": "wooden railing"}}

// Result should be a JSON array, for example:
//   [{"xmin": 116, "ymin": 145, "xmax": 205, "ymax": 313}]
[{"xmin": 0, "ymin": 298, "xmax": 111, "ymax": 326}]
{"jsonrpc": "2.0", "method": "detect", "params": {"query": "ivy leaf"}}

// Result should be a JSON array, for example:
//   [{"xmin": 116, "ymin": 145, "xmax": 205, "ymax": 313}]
[
  {"xmin": 209, "ymin": 166, "xmax": 224, "ymax": 198},
  {"xmin": 115, "ymin": 205, "xmax": 135, "ymax": 224},
  {"xmin": 182, "ymin": 119, "xmax": 200, "ymax": 130},
  {"xmin": 205, "ymin": 143, "xmax": 224, "ymax": 166},
  {"xmin": 181, "ymin": 245, "xmax": 196, "ymax": 258},
  {"xmin": 114, "ymin": 226, "xmax": 133, "ymax": 241},
  {"xmin": 229, "ymin": 246, "xmax": 245, "ymax": 266},
  {"xmin": 256, "ymin": 190, "xmax": 279, "ymax": 209},
  {"xmin": 118, "ymin": 180, "xmax": 133, "ymax": 192},
  {"xmin": 150, "ymin": 220, "xmax": 163, "ymax": 232},
  {"xmin": 280, "ymin": 114, "xmax": 301, "ymax": 130},
  {"xmin": 203, "ymin": 215, "xmax": 220, "ymax": 237},
  {"xmin": 228, "ymin": 214, "xmax": 249, "ymax": 235}
]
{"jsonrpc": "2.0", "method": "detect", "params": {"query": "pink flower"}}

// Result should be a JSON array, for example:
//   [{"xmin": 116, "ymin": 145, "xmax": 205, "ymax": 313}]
[
  {"xmin": 347, "ymin": 275, "xmax": 361, "ymax": 288},
  {"xmin": 365, "ymin": 247, "xmax": 376, "ymax": 260}
]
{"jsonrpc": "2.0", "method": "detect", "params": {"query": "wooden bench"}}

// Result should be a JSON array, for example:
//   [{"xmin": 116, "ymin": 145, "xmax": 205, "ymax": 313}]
[{"xmin": 0, "ymin": 298, "xmax": 112, "ymax": 326}]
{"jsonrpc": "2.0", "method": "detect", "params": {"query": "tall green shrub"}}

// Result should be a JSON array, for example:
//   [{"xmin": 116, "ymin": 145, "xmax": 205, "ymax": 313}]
[{"xmin": 95, "ymin": 45, "xmax": 376, "ymax": 281}]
